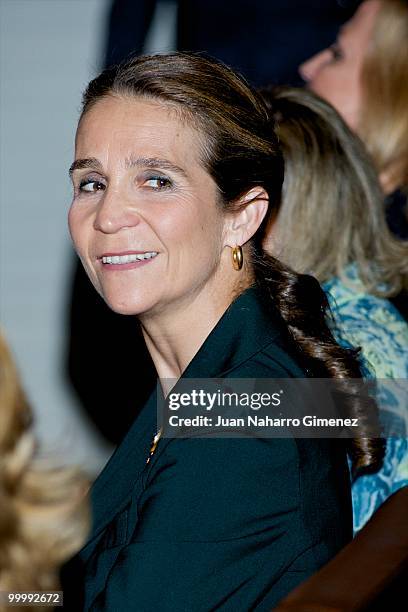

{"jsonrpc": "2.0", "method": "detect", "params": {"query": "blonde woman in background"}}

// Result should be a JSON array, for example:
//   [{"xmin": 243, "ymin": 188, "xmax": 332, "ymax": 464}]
[
  {"xmin": 300, "ymin": 0, "xmax": 408, "ymax": 241},
  {"xmin": 261, "ymin": 87, "xmax": 408, "ymax": 533},
  {"xmin": 0, "ymin": 331, "xmax": 89, "ymax": 611}
]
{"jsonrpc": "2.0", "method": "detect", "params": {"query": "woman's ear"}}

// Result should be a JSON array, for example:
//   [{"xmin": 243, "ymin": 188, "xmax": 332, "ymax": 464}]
[{"xmin": 223, "ymin": 187, "xmax": 269, "ymax": 248}]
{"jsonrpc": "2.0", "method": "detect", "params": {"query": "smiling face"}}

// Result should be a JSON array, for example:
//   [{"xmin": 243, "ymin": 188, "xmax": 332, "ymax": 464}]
[
  {"xmin": 299, "ymin": 0, "xmax": 381, "ymax": 130},
  {"xmin": 69, "ymin": 95, "xmax": 233, "ymax": 318}
]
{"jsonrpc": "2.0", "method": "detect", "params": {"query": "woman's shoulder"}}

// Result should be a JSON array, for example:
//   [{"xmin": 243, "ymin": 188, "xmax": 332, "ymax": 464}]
[
  {"xmin": 227, "ymin": 333, "xmax": 306, "ymax": 379},
  {"xmin": 235, "ymin": 287, "xmax": 308, "ymax": 378},
  {"xmin": 324, "ymin": 266, "xmax": 400, "ymax": 316},
  {"xmin": 325, "ymin": 266, "xmax": 403, "ymax": 315},
  {"xmin": 323, "ymin": 268, "xmax": 408, "ymax": 378}
]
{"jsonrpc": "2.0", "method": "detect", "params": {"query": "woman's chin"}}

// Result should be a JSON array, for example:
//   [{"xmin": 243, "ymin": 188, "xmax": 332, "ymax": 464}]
[{"xmin": 102, "ymin": 293, "xmax": 158, "ymax": 317}]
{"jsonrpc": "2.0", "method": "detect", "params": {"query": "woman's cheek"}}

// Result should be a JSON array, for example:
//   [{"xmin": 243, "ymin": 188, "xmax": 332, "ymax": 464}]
[{"xmin": 68, "ymin": 205, "xmax": 88, "ymax": 257}]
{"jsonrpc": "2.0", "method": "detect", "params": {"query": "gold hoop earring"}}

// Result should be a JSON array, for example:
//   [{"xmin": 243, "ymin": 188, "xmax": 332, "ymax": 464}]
[{"xmin": 232, "ymin": 246, "xmax": 243, "ymax": 271}]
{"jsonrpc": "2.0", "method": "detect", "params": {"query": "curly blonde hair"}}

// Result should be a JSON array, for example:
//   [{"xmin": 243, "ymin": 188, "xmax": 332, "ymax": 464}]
[{"xmin": 0, "ymin": 331, "xmax": 89, "ymax": 611}]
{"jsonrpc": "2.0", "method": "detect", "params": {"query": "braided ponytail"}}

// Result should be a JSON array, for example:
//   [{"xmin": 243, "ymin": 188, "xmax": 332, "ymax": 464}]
[{"xmin": 252, "ymin": 249, "xmax": 385, "ymax": 476}]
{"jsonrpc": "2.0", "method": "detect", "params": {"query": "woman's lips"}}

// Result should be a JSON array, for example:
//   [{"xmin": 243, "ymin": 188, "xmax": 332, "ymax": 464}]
[{"xmin": 99, "ymin": 251, "xmax": 158, "ymax": 271}]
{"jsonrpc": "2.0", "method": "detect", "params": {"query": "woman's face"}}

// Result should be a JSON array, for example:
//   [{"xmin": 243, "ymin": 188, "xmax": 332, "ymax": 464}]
[
  {"xmin": 69, "ymin": 96, "xmax": 229, "ymax": 317},
  {"xmin": 298, "ymin": 0, "xmax": 381, "ymax": 130}
]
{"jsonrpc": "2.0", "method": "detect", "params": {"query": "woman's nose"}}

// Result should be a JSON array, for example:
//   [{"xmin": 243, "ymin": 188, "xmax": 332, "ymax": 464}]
[
  {"xmin": 93, "ymin": 189, "xmax": 141, "ymax": 234},
  {"xmin": 299, "ymin": 50, "xmax": 330, "ymax": 82}
]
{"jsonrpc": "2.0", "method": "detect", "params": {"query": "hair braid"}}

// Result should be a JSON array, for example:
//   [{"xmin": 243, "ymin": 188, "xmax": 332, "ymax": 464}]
[{"xmin": 253, "ymin": 250, "xmax": 385, "ymax": 477}]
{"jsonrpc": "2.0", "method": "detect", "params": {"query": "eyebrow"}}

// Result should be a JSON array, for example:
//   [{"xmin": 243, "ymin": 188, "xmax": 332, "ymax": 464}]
[
  {"xmin": 69, "ymin": 157, "xmax": 102, "ymax": 177},
  {"xmin": 69, "ymin": 156, "xmax": 188, "ymax": 178},
  {"xmin": 125, "ymin": 156, "xmax": 188, "ymax": 178}
]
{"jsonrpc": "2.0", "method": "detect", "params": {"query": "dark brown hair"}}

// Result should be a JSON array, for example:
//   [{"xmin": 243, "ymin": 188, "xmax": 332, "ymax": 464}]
[{"xmin": 80, "ymin": 52, "xmax": 384, "ymax": 476}]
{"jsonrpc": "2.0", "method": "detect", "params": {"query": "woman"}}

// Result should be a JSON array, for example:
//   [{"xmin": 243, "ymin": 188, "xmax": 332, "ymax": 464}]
[
  {"xmin": 0, "ymin": 331, "xmax": 88, "ymax": 611},
  {"xmin": 261, "ymin": 86, "xmax": 408, "ymax": 533},
  {"xmin": 63, "ymin": 53, "xmax": 382, "ymax": 611},
  {"xmin": 299, "ymin": 0, "xmax": 408, "ymax": 241}
]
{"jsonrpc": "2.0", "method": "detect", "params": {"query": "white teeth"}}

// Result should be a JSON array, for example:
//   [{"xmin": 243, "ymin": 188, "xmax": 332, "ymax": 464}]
[{"xmin": 101, "ymin": 252, "xmax": 158, "ymax": 264}]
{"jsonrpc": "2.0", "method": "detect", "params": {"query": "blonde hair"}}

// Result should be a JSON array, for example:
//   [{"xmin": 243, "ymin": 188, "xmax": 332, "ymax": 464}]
[
  {"xmin": 261, "ymin": 87, "xmax": 407, "ymax": 295},
  {"xmin": 360, "ymin": 0, "xmax": 408, "ymax": 191},
  {"xmin": 0, "ymin": 332, "xmax": 89, "ymax": 611}
]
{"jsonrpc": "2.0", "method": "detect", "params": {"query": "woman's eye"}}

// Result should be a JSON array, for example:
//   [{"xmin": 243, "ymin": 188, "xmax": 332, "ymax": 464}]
[
  {"xmin": 144, "ymin": 176, "xmax": 172, "ymax": 190},
  {"xmin": 329, "ymin": 44, "xmax": 343, "ymax": 61},
  {"xmin": 79, "ymin": 180, "xmax": 106, "ymax": 193}
]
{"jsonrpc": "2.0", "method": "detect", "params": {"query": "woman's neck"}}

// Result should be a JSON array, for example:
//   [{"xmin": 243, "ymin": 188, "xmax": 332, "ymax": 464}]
[{"xmin": 139, "ymin": 281, "xmax": 246, "ymax": 381}]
